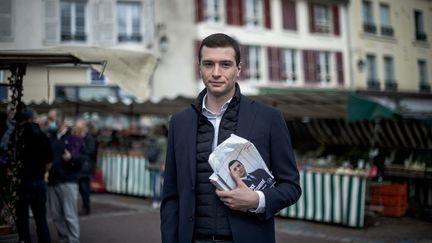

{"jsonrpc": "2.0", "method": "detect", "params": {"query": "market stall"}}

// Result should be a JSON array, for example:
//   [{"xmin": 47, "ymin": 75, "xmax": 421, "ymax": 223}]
[{"xmin": 279, "ymin": 169, "xmax": 367, "ymax": 228}]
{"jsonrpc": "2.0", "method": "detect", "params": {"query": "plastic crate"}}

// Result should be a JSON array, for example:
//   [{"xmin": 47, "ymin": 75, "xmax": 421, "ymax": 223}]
[
  {"xmin": 382, "ymin": 205, "xmax": 407, "ymax": 217},
  {"xmin": 370, "ymin": 183, "xmax": 407, "ymax": 196},
  {"xmin": 370, "ymin": 194, "xmax": 407, "ymax": 207}
]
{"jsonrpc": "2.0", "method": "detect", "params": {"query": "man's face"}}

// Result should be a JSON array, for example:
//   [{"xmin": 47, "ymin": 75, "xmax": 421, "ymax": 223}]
[
  {"xmin": 229, "ymin": 161, "xmax": 246, "ymax": 178},
  {"xmin": 200, "ymin": 46, "xmax": 240, "ymax": 99}
]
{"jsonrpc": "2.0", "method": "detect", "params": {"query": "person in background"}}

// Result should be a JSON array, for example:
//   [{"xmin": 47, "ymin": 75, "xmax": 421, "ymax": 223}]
[
  {"xmin": 75, "ymin": 119, "xmax": 97, "ymax": 215},
  {"xmin": 46, "ymin": 108, "xmax": 88, "ymax": 243},
  {"xmin": 145, "ymin": 124, "xmax": 167, "ymax": 209},
  {"xmin": 15, "ymin": 106, "xmax": 52, "ymax": 243},
  {"xmin": 160, "ymin": 33, "xmax": 301, "ymax": 243}
]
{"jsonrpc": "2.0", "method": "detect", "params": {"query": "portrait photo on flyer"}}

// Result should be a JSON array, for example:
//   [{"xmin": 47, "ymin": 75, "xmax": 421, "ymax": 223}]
[{"xmin": 209, "ymin": 134, "xmax": 275, "ymax": 191}]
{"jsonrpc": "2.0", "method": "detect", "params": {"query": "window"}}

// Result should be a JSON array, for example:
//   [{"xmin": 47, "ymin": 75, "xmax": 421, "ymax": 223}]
[
  {"xmin": 60, "ymin": 0, "xmax": 87, "ymax": 42},
  {"xmin": 244, "ymin": 46, "xmax": 261, "ymax": 80},
  {"xmin": 414, "ymin": 10, "xmax": 427, "ymax": 41},
  {"xmin": 384, "ymin": 56, "xmax": 397, "ymax": 90},
  {"xmin": 418, "ymin": 60, "xmax": 428, "ymax": 84},
  {"xmin": 0, "ymin": 0, "xmax": 12, "ymax": 41},
  {"xmin": 379, "ymin": 3, "xmax": 393, "ymax": 36},
  {"xmin": 314, "ymin": 4, "xmax": 330, "ymax": 33},
  {"xmin": 282, "ymin": 49, "xmax": 297, "ymax": 83},
  {"xmin": 317, "ymin": 51, "xmax": 331, "ymax": 84},
  {"xmin": 117, "ymin": 2, "xmax": 142, "ymax": 42},
  {"xmin": 383, "ymin": 56, "xmax": 394, "ymax": 83},
  {"xmin": 245, "ymin": 0, "xmax": 262, "ymax": 27},
  {"xmin": 55, "ymin": 85, "xmax": 120, "ymax": 101},
  {"xmin": 366, "ymin": 54, "xmax": 379, "ymax": 89},
  {"xmin": 203, "ymin": 0, "xmax": 223, "ymax": 23},
  {"xmin": 362, "ymin": 0, "xmax": 376, "ymax": 33}
]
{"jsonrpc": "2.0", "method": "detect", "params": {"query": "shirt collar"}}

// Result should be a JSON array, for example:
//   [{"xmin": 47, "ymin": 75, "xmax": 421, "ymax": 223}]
[{"xmin": 201, "ymin": 94, "xmax": 232, "ymax": 116}]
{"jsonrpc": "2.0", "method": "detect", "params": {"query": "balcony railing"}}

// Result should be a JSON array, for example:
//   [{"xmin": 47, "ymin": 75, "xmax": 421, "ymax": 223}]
[
  {"xmin": 367, "ymin": 80, "xmax": 380, "ymax": 90},
  {"xmin": 419, "ymin": 83, "xmax": 431, "ymax": 92},
  {"xmin": 363, "ymin": 23, "xmax": 377, "ymax": 34},
  {"xmin": 384, "ymin": 81, "xmax": 398, "ymax": 91},
  {"xmin": 381, "ymin": 26, "xmax": 394, "ymax": 37},
  {"xmin": 61, "ymin": 32, "xmax": 87, "ymax": 42},
  {"xmin": 416, "ymin": 31, "xmax": 427, "ymax": 41},
  {"xmin": 118, "ymin": 33, "xmax": 142, "ymax": 42}
]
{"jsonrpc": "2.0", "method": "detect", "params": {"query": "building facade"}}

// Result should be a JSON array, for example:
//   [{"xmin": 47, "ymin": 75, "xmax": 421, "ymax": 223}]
[
  {"xmin": 153, "ymin": 0, "xmax": 351, "ymax": 98},
  {"xmin": 349, "ymin": 0, "xmax": 432, "ymax": 93},
  {"xmin": 1, "ymin": 0, "xmax": 431, "ymax": 104},
  {"xmin": 0, "ymin": 0, "xmax": 157, "ymax": 103}
]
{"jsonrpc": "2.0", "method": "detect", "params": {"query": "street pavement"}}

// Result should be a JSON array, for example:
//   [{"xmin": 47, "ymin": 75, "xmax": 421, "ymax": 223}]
[{"xmin": 30, "ymin": 193, "xmax": 432, "ymax": 243}]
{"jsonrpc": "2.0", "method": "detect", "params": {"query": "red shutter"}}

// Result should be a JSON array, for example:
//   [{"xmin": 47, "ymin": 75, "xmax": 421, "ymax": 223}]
[
  {"xmin": 335, "ymin": 52, "xmax": 344, "ymax": 85},
  {"xmin": 263, "ymin": 0, "xmax": 271, "ymax": 29},
  {"xmin": 309, "ymin": 2, "xmax": 316, "ymax": 33},
  {"xmin": 332, "ymin": 5, "xmax": 340, "ymax": 36},
  {"xmin": 226, "ymin": 0, "xmax": 234, "ymax": 25},
  {"xmin": 195, "ymin": 0, "xmax": 203, "ymax": 22},
  {"xmin": 268, "ymin": 47, "xmax": 282, "ymax": 81},
  {"xmin": 282, "ymin": 0, "xmax": 297, "ymax": 30},
  {"xmin": 195, "ymin": 40, "xmax": 202, "ymax": 80},
  {"xmin": 238, "ymin": 0, "xmax": 245, "ymax": 26},
  {"xmin": 226, "ymin": 0, "xmax": 244, "ymax": 26},
  {"xmin": 239, "ymin": 45, "xmax": 249, "ymax": 80},
  {"xmin": 303, "ymin": 50, "xmax": 318, "ymax": 83}
]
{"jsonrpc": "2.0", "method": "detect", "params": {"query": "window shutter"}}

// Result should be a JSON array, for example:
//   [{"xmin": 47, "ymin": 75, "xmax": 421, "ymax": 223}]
[
  {"xmin": 332, "ymin": 5, "xmax": 340, "ymax": 36},
  {"xmin": 308, "ymin": 2, "xmax": 315, "ymax": 33},
  {"xmin": 44, "ymin": 0, "xmax": 59, "ymax": 44},
  {"xmin": 263, "ymin": 0, "xmax": 271, "ymax": 29},
  {"xmin": 195, "ymin": 0, "xmax": 203, "ymax": 22},
  {"xmin": 282, "ymin": 0, "xmax": 297, "ymax": 30},
  {"xmin": 226, "ymin": 0, "xmax": 233, "ymax": 24},
  {"xmin": 268, "ymin": 47, "xmax": 282, "ymax": 81},
  {"xmin": 239, "ymin": 45, "xmax": 249, "ymax": 80},
  {"xmin": 238, "ymin": 0, "xmax": 244, "ymax": 26},
  {"xmin": 226, "ymin": 0, "xmax": 244, "ymax": 26},
  {"xmin": 335, "ymin": 52, "xmax": 344, "ymax": 85},
  {"xmin": 303, "ymin": 50, "xmax": 318, "ymax": 83},
  {"xmin": 98, "ymin": 0, "xmax": 115, "ymax": 44}
]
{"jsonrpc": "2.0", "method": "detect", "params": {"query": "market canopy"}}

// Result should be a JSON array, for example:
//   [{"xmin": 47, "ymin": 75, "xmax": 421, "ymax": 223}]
[{"xmin": 0, "ymin": 47, "xmax": 158, "ymax": 100}]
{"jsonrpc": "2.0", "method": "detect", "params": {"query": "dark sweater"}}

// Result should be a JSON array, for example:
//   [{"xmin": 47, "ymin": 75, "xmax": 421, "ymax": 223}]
[{"xmin": 192, "ymin": 84, "xmax": 241, "ymax": 237}]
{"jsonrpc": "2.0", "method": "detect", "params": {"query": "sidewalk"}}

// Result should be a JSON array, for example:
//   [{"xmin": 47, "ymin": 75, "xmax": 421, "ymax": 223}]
[{"xmin": 31, "ymin": 193, "xmax": 432, "ymax": 243}]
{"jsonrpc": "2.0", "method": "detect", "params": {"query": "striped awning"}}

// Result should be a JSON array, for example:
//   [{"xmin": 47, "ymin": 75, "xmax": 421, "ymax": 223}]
[{"xmin": 291, "ymin": 119, "xmax": 432, "ymax": 149}]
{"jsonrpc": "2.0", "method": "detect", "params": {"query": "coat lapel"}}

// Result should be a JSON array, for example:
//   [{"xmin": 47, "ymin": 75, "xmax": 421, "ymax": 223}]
[
  {"xmin": 236, "ymin": 96, "xmax": 257, "ymax": 140},
  {"xmin": 186, "ymin": 109, "xmax": 198, "ymax": 187}
]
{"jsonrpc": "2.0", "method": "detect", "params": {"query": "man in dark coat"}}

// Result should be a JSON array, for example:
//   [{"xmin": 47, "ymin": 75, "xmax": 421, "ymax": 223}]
[
  {"xmin": 160, "ymin": 33, "xmax": 301, "ymax": 243},
  {"xmin": 15, "ymin": 107, "xmax": 52, "ymax": 243}
]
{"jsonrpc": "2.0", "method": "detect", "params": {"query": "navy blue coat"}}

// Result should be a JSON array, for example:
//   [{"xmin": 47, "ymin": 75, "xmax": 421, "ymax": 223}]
[{"xmin": 160, "ymin": 94, "xmax": 301, "ymax": 243}]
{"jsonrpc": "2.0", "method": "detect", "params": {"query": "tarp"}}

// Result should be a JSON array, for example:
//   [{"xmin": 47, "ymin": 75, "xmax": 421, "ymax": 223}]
[
  {"xmin": 0, "ymin": 47, "xmax": 158, "ymax": 100},
  {"xmin": 347, "ymin": 94, "xmax": 396, "ymax": 122}
]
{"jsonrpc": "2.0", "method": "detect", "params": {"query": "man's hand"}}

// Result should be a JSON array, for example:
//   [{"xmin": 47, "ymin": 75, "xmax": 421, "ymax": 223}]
[
  {"xmin": 63, "ymin": 149, "xmax": 71, "ymax": 161},
  {"xmin": 216, "ymin": 172, "xmax": 259, "ymax": 212}
]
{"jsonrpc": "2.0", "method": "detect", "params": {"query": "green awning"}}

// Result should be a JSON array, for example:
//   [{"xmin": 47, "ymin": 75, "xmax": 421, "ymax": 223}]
[{"xmin": 347, "ymin": 94, "xmax": 395, "ymax": 122}]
